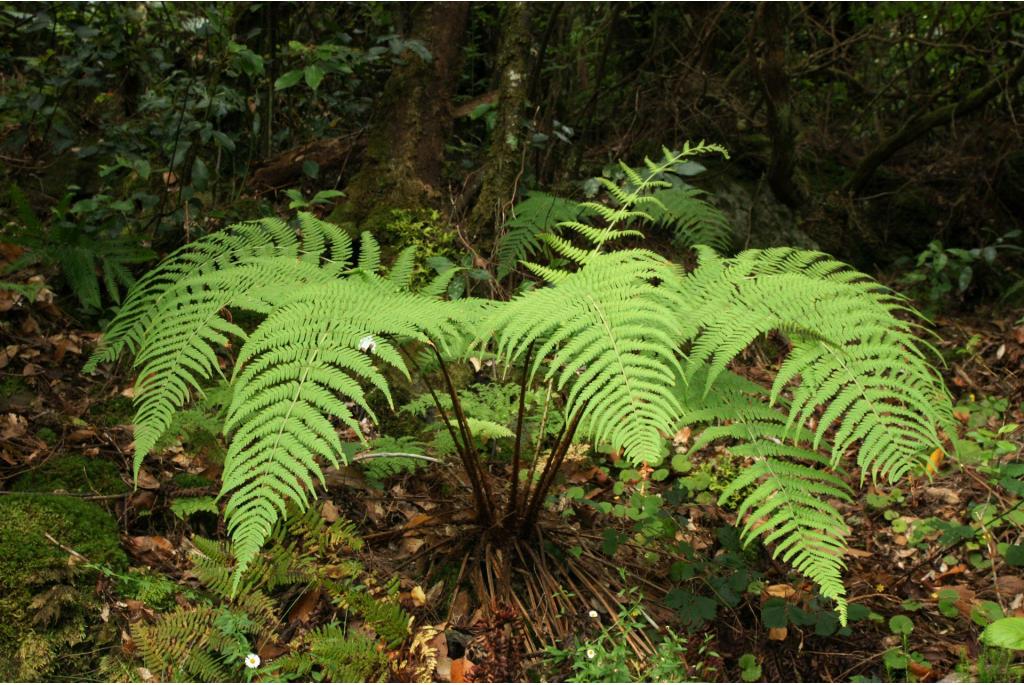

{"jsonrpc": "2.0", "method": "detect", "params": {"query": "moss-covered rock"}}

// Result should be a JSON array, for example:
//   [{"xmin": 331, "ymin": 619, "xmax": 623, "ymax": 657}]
[
  {"xmin": 11, "ymin": 453, "xmax": 128, "ymax": 496},
  {"xmin": 0, "ymin": 493, "xmax": 127, "ymax": 680}
]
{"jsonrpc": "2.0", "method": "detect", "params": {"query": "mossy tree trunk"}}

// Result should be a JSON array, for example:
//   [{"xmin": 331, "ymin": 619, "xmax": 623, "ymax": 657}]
[
  {"xmin": 337, "ymin": 3, "xmax": 470, "ymax": 232},
  {"xmin": 467, "ymin": 2, "xmax": 532, "ymax": 239}
]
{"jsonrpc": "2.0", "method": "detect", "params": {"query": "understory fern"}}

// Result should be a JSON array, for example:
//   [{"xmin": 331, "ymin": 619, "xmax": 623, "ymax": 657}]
[
  {"xmin": 7, "ymin": 184, "xmax": 155, "ymax": 310},
  {"xmin": 89, "ymin": 142, "xmax": 954, "ymax": 619},
  {"xmin": 132, "ymin": 506, "xmax": 399, "ymax": 682}
]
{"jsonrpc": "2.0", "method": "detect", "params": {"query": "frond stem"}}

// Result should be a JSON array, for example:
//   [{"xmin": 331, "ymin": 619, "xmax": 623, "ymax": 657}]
[
  {"xmin": 520, "ymin": 407, "xmax": 585, "ymax": 535},
  {"xmin": 400, "ymin": 344, "xmax": 492, "ymax": 524},
  {"xmin": 429, "ymin": 342, "xmax": 498, "ymax": 525},
  {"xmin": 506, "ymin": 342, "xmax": 534, "ymax": 522}
]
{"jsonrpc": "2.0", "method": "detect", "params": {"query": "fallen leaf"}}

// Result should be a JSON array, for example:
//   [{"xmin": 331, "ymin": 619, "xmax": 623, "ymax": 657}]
[
  {"xmin": 287, "ymin": 587, "xmax": 322, "ymax": 625},
  {"xmin": 765, "ymin": 583, "xmax": 796, "ymax": 599},
  {"xmin": 66, "ymin": 428, "xmax": 96, "ymax": 443},
  {"xmin": 451, "ymin": 657, "xmax": 475, "ymax": 683},
  {"xmin": 435, "ymin": 656, "xmax": 452, "ymax": 682},
  {"xmin": 401, "ymin": 537, "xmax": 425, "ymax": 556},
  {"xmin": 320, "ymin": 500, "xmax": 340, "ymax": 522},
  {"xmin": 136, "ymin": 468, "xmax": 160, "ymax": 490},
  {"xmin": 449, "ymin": 590, "xmax": 471, "ymax": 624},
  {"xmin": 126, "ymin": 535, "xmax": 176, "ymax": 567}
]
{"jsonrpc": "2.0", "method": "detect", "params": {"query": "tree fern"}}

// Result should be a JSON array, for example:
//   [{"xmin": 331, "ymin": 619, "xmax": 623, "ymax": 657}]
[{"xmin": 88, "ymin": 142, "xmax": 956, "ymax": 624}]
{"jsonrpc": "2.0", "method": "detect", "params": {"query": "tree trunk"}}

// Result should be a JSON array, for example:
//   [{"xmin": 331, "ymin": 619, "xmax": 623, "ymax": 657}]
[
  {"xmin": 755, "ymin": 2, "xmax": 803, "ymax": 208},
  {"xmin": 468, "ymin": 2, "xmax": 532, "ymax": 239},
  {"xmin": 335, "ymin": 2, "xmax": 470, "ymax": 232}
]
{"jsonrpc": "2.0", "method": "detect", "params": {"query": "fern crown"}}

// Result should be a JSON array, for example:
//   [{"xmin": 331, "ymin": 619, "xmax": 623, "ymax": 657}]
[{"xmin": 88, "ymin": 144, "xmax": 953, "ymax": 621}]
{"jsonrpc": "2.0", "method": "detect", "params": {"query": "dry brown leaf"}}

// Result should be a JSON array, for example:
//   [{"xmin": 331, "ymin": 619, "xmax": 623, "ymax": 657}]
[
  {"xmin": 287, "ymin": 587, "xmax": 322, "ymax": 625},
  {"xmin": 2, "ymin": 413, "xmax": 27, "ymax": 440},
  {"xmin": 435, "ymin": 656, "xmax": 453, "ymax": 682},
  {"xmin": 451, "ymin": 658, "xmax": 475, "ymax": 683},
  {"xmin": 66, "ymin": 428, "xmax": 96, "ymax": 443},
  {"xmin": 449, "ymin": 590, "xmax": 471, "ymax": 625},
  {"xmin": 320, "ymin": 500, "xmax": 340, "ymax": 522},
  {"xmin": 764, "ymin": 583, "xmax": 796, "ymax": 599},
  {"xmin": 126, "ymin": 535, "xmax": 175, "ymax": 566},
  {"xmin": 135, "ymin": 468, "xmax": 160, "ymax": 490}
]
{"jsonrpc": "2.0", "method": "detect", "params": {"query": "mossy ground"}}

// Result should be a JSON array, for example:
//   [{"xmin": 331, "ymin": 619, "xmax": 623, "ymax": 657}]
[
  {"xmin": 12, "ymin": 453, "xmax": 128, "ymax": 495},
  {"xmin": 0, "ymin": 493, "xmax": 127, "ymax": 680},
  {"xmin": 87, "ymin": 394, "xmax": 135, "ymax": 427}
]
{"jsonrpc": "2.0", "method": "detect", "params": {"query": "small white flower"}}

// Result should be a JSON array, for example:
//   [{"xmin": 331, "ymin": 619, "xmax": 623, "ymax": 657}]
[
  {"xmin": 585, "ymin": 648, "xmax": 596, "ymax": 660},
  {"xmin": 588, "ymin": 609, "xmax": 599, "ymax": 619},
  {"xmin": 244, "ymin": 653, "xmax": 261, "ymax": 669},
  {"xmin": 359, "ymin": 335, "xmax": 376, "ymax": 353}
]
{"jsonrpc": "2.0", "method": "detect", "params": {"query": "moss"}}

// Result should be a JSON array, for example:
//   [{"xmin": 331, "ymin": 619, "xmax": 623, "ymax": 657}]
[
  {"xmin": 87, "ymin": 394, "xmax": 135, "ymax": 427},
  {"xmin": 170, "ymin": 471, "xmax": 215, "ymax": 489},
  {"xmin": 0, "ymin": 493, "xmax": 127, "ymax": 680},
  {"xmin": 12, "ymin": 453, "xmax": 128, "ymax": 495},
  {"xmin": 0, "ymin": 375, "xmax": 28, "ymax": 400},
  {"xmin": 35, "ymin": 426, "xmax": 58, "ymax": 445}
]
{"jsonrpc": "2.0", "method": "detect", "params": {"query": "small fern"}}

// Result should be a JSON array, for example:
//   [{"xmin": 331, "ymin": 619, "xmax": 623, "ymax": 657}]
[
  {"xmin": 496, "ymin": 191, "xmax": 583, "ymax": 279},
  {"xmin": 270, "ymin": 623, "xmax": 387, "ymax": 682},
  {"xmin": 7, "ymin": 184, "xmax": 155, "ymax": 310}
]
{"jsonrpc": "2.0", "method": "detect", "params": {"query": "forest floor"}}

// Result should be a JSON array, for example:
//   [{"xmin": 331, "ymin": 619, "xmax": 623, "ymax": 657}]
[{"xmin": 1, "ymin": 264, "xmax": 1023, "ymax": 683}]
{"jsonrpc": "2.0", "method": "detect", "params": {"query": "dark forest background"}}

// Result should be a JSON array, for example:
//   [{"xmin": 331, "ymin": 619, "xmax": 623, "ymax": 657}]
[{"xmin": 2, "ymin": 2, "xmax": 1023, "ymax": 304}]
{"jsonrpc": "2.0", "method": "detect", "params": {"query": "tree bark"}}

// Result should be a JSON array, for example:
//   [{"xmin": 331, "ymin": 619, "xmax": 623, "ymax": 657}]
[
  {"xmin": 336, "ymin": 2, "xmax": 470, "ymax": 231},
  {"xmin": 844, "ymin": 52, "xmax": 1024, "ymax": 196},
  {"xmin": 467, "ymin": 2, "xmax": 532, "ymax": 238},
  {"xmin": 755, "ymin": 2, "xmax": 803, "ymax": 208}
]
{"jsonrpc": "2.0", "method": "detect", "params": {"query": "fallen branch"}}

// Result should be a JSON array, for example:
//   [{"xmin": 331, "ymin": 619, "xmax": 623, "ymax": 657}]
[{"xmin": 844, "ymin": 52, "xmax": 1024, "ymax": 195}]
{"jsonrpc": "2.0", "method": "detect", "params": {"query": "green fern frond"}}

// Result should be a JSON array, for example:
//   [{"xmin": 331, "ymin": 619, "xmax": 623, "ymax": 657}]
[
  {"xmin": 85, "ymin": 212, "xmax": 350, "ymax": 371},
  {"xmin": 677, "ymin": 247, "xmax": 952, "ymax": 483},
  {"xmin": 496, "ymin": 191, "xmax": 582, "ymax": 279},
  {"xmin": 222, "ymin": 280, "xmax": 472, "ymax": 589},
  {"xmin": 677, "ymin": 369, "xmax": 853, "ymax": 619},
  {"xmin": 132, "ymin": 605, "xmax": 218, "ymax": 679},
  {"xmin": 646, "ymin": 183, "xmax": 732, "ymax": 252},
  {"xmin": 487, "ymin": 250, "xmax": 688, "ymax": 463}
]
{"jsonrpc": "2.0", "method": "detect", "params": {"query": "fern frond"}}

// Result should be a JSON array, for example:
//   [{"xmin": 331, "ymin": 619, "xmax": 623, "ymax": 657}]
[
  {"xmin": 222, "ymin": 280, "xmax": 473, "ymax": 589},
  {"xmin": 487, "ymin": 251, "xmax": 687, "ymax": 463},
  {"xmin": 720, "ymin": 457, "xmax": 852, "ymax": 621},
  {"xmin": 646, "ymin": 183, "xmax": 732, "ymax": 252},
  {"xmin": 132, "ymin": 605, "xmax": 218, "ymax": 679},
  {"xmin": 677, "ymin": 369, "xmax": 853, "ymax": 619},
  {"xmin": 85, "ymin": 213, "xmax": 351, "ymax": 370},
  {"xmin": 677, "ymin": 247, "xmax": 952, "ymax": 483},
  {"xmin": 496, "ymin": 191, "xmax": 582, "ymax": 279}
]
